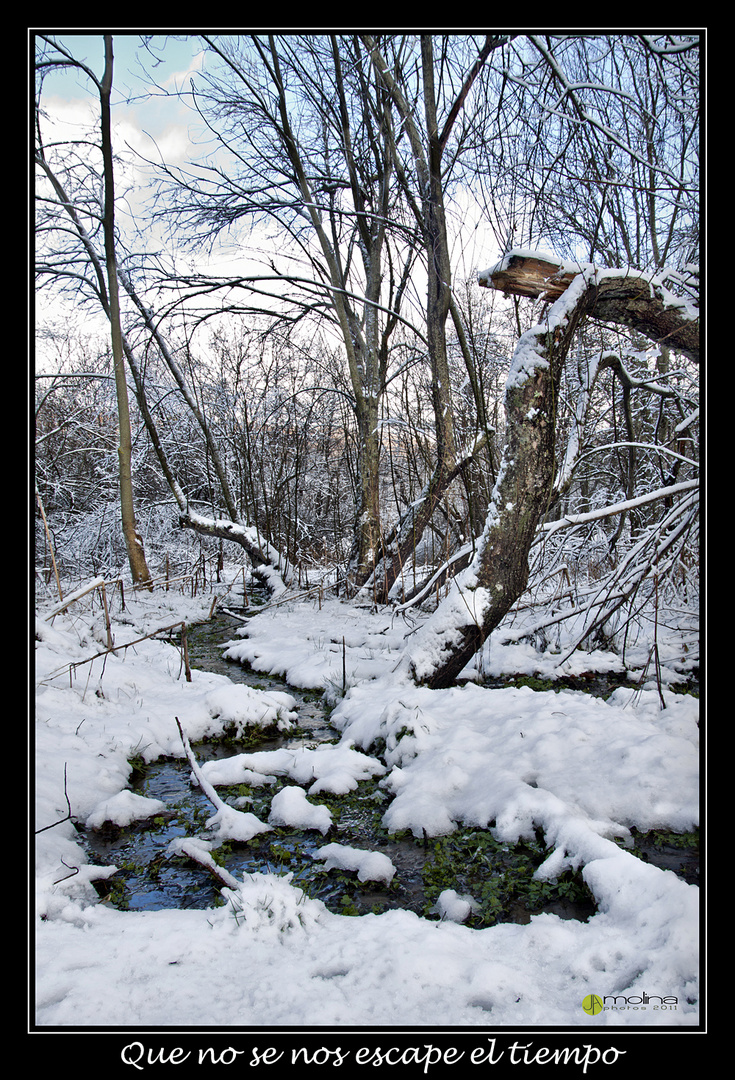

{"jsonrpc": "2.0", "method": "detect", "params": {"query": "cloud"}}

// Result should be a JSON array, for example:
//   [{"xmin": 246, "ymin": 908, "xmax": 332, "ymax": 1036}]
[{"xmin": 161, "ymin": 48, "xmax": 206, "ymax": 94}]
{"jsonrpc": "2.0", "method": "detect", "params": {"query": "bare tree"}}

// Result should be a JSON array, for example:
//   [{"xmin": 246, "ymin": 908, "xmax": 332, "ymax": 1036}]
[
  {"xmin": 35, "ymin": 35, "xmax": 293, "ymax": 589},
  {"xmin": 36, "ymin": 34, "xmax": 152, "ymax": 588},
  {"xmin": 355, "ymin": 34, "xmax": 510, "ymax": 602},
  {"xmin": 378, "ymin": 32, "xmax": 701, "ymax": 686},
  {"xmin": 399, "ymin": 257, "xmax": 698, "ymax": 687},
  {"xmin": 147, "ymin": 34, "xmax": 420, "ymax": 591},
  {"xmin": 35, "ymin": 33, "xmax": 699, "ymax": 660}
]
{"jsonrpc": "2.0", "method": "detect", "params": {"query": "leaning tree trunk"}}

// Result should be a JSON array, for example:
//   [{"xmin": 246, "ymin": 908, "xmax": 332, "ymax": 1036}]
[
  {"xmin": 401, "ymin": 258, "xmax": 699, "ymax": 688},
  {"xmin": 402, "ymin": 288, "xmax": 585, "ymax": 687}
]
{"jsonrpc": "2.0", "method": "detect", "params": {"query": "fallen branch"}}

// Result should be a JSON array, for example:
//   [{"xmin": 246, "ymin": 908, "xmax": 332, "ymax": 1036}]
[
  {"xmin": 43, "ymin": 576, "xmax": 108, "ymax": 620},
  {"xmin": 175, "ymin": 716, "xmax": 226, "ymax": 811},
  {"xmin": 174, "ymin": 717, "xmax": 272, "ymax": 844},
  {"xmin": 167, "ymin": 836, "xmax": 241, "ymax": 890}
]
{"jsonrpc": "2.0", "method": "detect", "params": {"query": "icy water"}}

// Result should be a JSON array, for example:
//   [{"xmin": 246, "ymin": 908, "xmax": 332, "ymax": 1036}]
[{"xmin": 82, "ymin": 604, "xmax": 696, "ymax": 921}]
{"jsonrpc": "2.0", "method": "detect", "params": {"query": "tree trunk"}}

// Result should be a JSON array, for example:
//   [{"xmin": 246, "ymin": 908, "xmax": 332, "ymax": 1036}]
[
  {"xmin": 358, "ymin": 35, "xmax": 464, "ymax": 604},
  {"xmin": 404, "ymin": 301, "xmax": 582, "ymax": 686},
  {"xmin": 100, "ymin": 36, "xmax": 152, "ymax": 589}
]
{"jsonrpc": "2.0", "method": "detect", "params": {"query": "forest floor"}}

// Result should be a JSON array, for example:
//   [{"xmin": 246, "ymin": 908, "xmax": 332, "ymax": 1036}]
[{"xmin": 33, "ymin": 568, "xmax": 700, "ymax": 1041}]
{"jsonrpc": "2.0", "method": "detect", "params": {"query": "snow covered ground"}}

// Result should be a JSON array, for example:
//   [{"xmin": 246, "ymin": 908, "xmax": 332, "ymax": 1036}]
[{"xmin": 33, "ymin": 574, "xmax": 700, "ymax": 1038}]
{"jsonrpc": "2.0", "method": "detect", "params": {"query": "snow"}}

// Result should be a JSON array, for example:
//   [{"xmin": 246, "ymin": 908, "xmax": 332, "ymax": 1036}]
[
  {"xmin": 84, "ymin": 789, "xmax": 167, "ymax": 829},
  {"xmin": 479, "ymin": 248, "xmax": 700, "ymax": 326},
  {"xmin": 478, "ymin": 247, "xmax": 565, "ymax": 279},
  {"xmin": 433, "ymin": 888, "xmax": 479, "ymax": 923},
  {"xmin": 505, "ymin": 271, "xmax": 592, "ymax": 390},
  {"xmin": 269, "ymin": 786, "xmax": 333, "ymax": 834},
  {"xmin": 201, "ymin": 740, "xmax": 386, "ymax": 795},
  {"xmin": 204, "ymin": 682, "xmax": 298, "ymax": 731},
  {"xmin": 313, "ymin": 843, "xmax": 396, "ymax": 883},
  {"xmin": 33, "ymin": 578, "xmax": 700, "ymax": 1036}
]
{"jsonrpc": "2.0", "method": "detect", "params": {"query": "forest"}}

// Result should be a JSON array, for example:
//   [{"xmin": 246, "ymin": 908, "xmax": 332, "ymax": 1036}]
[{"xmin": 33, "ymin": 33, "xmax": 700, "ymax": 1036}]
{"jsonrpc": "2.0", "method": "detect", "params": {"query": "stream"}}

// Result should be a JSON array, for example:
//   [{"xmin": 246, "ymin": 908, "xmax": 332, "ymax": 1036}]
[
  {"xmin": 83, "ymin": 607, "xmax": 435, "ymax": 917},
  {"xmin": 81, "ymin": 604, "xmax": 696, "ymax": 922}
]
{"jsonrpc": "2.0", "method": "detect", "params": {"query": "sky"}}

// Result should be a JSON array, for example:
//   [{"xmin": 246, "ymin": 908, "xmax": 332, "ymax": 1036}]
[
  {"xmin": 34, "ymin": 33, "xmax": 227, "ymax": 346},
  {"xmin": 33, "ymin": 32, "xmax": 508, "ymax": 361},
  {"xmin": 35, "ymin": 33, "xmax": 210, "ymax": 187},
  {"xmin": 36, "ymin": 33, "xmax": 205, "ymax": 117}
]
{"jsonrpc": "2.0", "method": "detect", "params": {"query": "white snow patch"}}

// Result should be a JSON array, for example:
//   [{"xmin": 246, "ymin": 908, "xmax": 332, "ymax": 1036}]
[
  {"xmin": 85, "ymin": 790, "xmax": 166, "ymax": 829},
  {"xmin": 314, "ymin": 842, "xmax": 396, "ymax": 884},
  {"xmin": 433, "ymin": 888, "xmax": 479, "ymax": 923},
  {"xmin": 34, "ymin": 581, "xmax": 700, "ymax": 1028},
  {"xmin": 269, "ymin": 786, "xmax": 332, "ymax": 833}
]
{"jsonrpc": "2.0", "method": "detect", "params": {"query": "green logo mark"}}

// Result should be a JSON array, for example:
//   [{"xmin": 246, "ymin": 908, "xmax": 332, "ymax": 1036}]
[{"xmin": 582, "ymin": 994, "xmax": 604, "ymax": 1016}]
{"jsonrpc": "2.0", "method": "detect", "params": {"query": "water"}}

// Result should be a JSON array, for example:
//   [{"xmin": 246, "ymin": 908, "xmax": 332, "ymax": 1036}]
[
  {"xmin": 83, "ymin": 605, "xmax": 339, "ymax": 911},
  {"xmin": 81, "ymin": 603, "xmax": 695, "ymax": 921}
]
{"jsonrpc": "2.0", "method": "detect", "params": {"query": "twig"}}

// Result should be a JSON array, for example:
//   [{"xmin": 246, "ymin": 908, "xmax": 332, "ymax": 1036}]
[
  {"xmin": 53, "ymin": 857, "xmax": 80, "ymax": 886},
  {"xmin": 35, "ymin": 763, "xmax": 73, "ymax": 833},
  {"xmin": 170, "ymin": 837, "xmax": 241, "ymax": 890},
  {"xmin": 43, "ymin": 576, "xmax": 107, "ymax": 620},
  {"xmin": 41, "ymin": 620, "xmax": 192, "ymax": 682},
  {"xmin": 100, "ymin": 580, "xmax": 114, "ymax": 651},
  {"xmin": 35, "ymin": 486, "xmax": 63, "ymax": 602},
  {"xmin": 181, "ymin": 623, "xmax": 192, "ymax": 682}
]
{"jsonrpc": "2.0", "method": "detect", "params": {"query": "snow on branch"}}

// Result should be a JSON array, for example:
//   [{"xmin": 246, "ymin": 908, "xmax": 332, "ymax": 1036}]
[
  {"xmin": 174, "ymin": 717, "xmax": 272, "ymax": 844},
  {"xmin": 478, "ymin": 251, "xmax": 579, "ymax": 301},
  {"xmin": 537, "ymin": 479, "xmax": 699, "ymax": 541},
  {"xmin": 478, "ymin": 251, "xmax": 699, "ymax": 363},
  {"xmin": 180, "ymin": 507, "xmax": 292, "ymax": 592}
]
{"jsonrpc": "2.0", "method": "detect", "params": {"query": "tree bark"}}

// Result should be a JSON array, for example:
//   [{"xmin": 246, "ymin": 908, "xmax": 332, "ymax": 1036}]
[{"xmin": 404, "ymin": 298, "xmax": 582, "ymax": 686}]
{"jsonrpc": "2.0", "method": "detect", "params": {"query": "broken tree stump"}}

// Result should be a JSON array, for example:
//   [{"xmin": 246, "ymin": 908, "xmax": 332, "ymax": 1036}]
[
  {"xmin": 478, "ymin": 252, "xmax": 578, "ymax": 301},
  {"xmin": 478, "ymin": 250, "xmax": 699, "ymax": 363}
]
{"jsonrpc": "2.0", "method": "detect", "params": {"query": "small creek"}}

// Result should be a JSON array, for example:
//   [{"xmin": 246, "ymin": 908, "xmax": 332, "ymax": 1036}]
[
  {"xmin": 82, "ymin": 604, "xmax": 696, "ymax": 922},
  {"xmin": 83, "ymin": 606, "xmax": 435, "ymax": 918}
]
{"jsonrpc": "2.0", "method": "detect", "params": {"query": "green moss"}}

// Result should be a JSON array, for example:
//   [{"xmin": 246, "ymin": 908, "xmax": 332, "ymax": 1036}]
[
  {"xmin": 113, "ymin": 734, "xmax": 601, "ymax": 925},
  {"xmin": 127, "ymin": 754, "xmax": 148, "ymax": 782},
  {"xmin": 667, "ymin": 683, "xmax": 699, "ymax": 698},
  {"xmin": 417, "ymin": 827, "xmax": 595, "ymax": 927},
  {"xmin": 509, "ymin": 675, "xmax": 558, "ymax": 692}
]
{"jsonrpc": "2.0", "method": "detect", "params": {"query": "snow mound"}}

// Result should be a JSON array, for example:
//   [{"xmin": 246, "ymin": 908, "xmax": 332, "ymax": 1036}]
[
  {"xmin": 314, "ymin": 842, "xmax": 396, "ymax": 883},
  {"xmin": 268, "ymin": 786, "xmax": 332, "ymax": 833},
  {"xmin": 218, "ymin": 872, "xmax": 326, "ymax": 937},
  {"xmin": 205, "ymin": 683, "xmax": 297, "ymax": 732},
  {"xmin": 201, "ymin": 740, "xmax": 386, "ymax": 796},
  {"xmin": 206, "ymin": 803, "xmax": 273, "ymax": 843},
  {"xmin": 433, "ymin": 888, "xmax": 479, "ymax": 923},
  {"xmin": 34, "ymin": 580, "xmax": 699, "ymax": 1028},
  {"xmin": 85, "ymin": 790, "xmax": 166, "ymax": 828}
]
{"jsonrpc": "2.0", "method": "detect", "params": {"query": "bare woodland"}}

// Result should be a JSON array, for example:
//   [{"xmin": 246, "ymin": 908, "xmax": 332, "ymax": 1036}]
[{"xmin": 35, "ymin": 34, "xmax": 700, "ymax": 688}]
